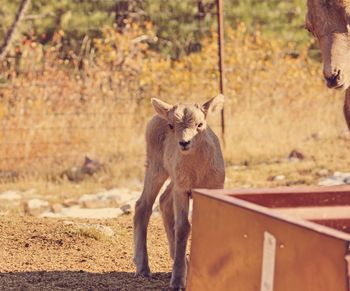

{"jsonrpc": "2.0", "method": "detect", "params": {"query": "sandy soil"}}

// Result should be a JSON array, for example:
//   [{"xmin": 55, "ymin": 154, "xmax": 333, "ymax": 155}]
[{"xmin": 0, "ymin": 214, "xmax": 173, "ymax": 290}]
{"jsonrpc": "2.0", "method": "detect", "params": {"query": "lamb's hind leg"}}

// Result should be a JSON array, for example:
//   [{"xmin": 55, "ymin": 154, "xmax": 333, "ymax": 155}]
[
  {"xmin": 159, "ymin": 182, "xmax": 175, "ymax": 260},
  {"xmin": 133, "ymin": 162, "xmax": 168, "ymax": 276}
]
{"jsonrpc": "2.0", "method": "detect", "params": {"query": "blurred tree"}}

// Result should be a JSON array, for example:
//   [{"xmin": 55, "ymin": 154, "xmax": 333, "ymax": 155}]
[
  {"xmin": 0, "ymin": 0, "xmax": 308, "ymax": 59},
  {"xmin": 30, "ymin": 0, "xmax": 115, "ymax": 42},
  {"xmin": 115, "ymin": 0, "xmax": 143, "ymax": 32},
  {"xmin": 0, "ymin": 0, "xmax": 31, "ymax": 59},
  {"xmin": 196, "ymin": 0, "xmax": 216, "ymax": 36},
  {"xmin": 140, "ymin": 0, "xmax": 215, "ymax": 59},
  {"xmin": 115, "ymin": 0, "xmax": 129, "ymax": 32},
  {"xmin": 224, "ymin": 0, "xmax": 307, "ymax": 44}
]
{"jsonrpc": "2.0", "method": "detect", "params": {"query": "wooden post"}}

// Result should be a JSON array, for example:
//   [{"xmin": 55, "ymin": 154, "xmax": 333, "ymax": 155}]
[{"xmin": 216, "ymin": 0, "xmax": 225, "ymax": 145}]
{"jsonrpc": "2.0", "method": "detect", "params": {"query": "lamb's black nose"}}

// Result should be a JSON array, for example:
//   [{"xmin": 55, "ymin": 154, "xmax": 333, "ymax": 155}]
[
  {"xmin": 179, "ymin": 140, "xmax": 191, "ymax": 148},
  {"xmin": 325, "ymin": 70, "xmax": 343, "ymax": 88}
]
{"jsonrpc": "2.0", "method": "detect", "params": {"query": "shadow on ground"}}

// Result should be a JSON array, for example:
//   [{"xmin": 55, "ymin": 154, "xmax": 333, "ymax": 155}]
[{"xmin": 0, "ymin": 271, "xmax": 172, "ymax": 291}]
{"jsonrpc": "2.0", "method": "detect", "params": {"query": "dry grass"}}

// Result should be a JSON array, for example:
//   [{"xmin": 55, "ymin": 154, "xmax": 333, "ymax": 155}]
[{"xmin": 1, "ymin": 23, "xmax": 350, "ymax": 195}]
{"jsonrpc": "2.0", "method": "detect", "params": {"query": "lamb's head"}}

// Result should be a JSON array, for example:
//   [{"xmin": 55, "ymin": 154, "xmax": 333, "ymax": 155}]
[
  {"xmin": 306, "ymin": 0, "xmax": 350, "ymax": 89},
  {"xmin": 151, "ymin": 94, "xmax": 224, "ymax": 155}
]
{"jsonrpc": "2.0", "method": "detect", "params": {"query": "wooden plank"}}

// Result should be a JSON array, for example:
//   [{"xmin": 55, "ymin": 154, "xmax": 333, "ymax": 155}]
[
  {"xmin": 195, "ymin": 185, "xmax": 350, "ymax": 196},
  {"xmin": 187, "ymin": 190, "xmax": 350, "ymax": 291},
  {"xmin": 233, "ymin": 192, "xmax": 350, "ymax": 208},
  {"xmin": 275, "ymin": 206, "xmax": 350, "ymax": 220},
  {"xmin": 195, "ymin": 185, "xmax": 350, "ymax": 208},
  {"xmin": 312, "ymin": 219, "xmax": 350, "ymax": 233}
]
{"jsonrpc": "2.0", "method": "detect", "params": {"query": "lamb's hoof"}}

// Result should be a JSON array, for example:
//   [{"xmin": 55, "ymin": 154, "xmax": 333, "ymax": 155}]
[
  {"xmin": 135, "ymin": 267, "xmax": 151, "ymax": 277},
  {"xmin": 170, "ymin": 276, "xmax": 186, "ymax": 290}
]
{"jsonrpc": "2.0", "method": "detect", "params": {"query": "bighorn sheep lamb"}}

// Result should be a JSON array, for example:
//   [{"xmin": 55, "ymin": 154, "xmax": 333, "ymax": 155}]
[
  {"xmin": 306, "ymin": 0, "xmax": 350, "ymax": 128},
  {"xmin": 133, "ymin": 95, "xmax": 225, "ymax": 290}
]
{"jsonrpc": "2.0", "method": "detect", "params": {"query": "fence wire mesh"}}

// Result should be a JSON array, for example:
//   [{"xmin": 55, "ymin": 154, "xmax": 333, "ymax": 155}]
[{"xmin": 0, "ymin": 0, "xmax": 224, "ymax": 180}]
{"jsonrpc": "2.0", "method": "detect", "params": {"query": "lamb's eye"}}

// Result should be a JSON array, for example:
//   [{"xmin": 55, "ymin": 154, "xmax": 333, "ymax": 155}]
[
  {"xmin": 168, "ymin": 124, "xmax": 174, "ymax": 130},
  {"xmin": 197, "ymin": 123, "xmax": 203, "ymax": 128}
]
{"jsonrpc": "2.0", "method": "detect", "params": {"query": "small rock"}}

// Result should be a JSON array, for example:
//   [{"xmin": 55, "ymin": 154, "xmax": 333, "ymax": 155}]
[
  {"xmin": 26, "ymin": 199, "xmax": 49, "ymax": 209},
  {"xmin": 79, "ymin": 194, "xmax": 99, "ymax": 202},
  {"xmin": 317, "ymin": 169, "xmax": 329, "ymax": 176},
  {"xmin": 268, "ymin": 175, "xmax": 285, "ymax": 182},
  {"xmin": 92, "ymin": 225, "xmax": 114, "ymax": 237},
  {"xmin": 61, "ymin": 157, "xmax": 102, "ymax": 182},
  {"xmin": 334, "ymin": 172, "xmax": 350, "ymax": 179},
  {"xmin": 51, "ymin": 203, "xmax": 63, "ymax": 213},
  {"xmin": 79, "ymin": 190, "xmax": 122, "ymax": 203},
  {"xmin": 62, "ymin": 199, "xmax": 79, "ymax": 207},
  {"xmin": 40, "ymin": 207, "xmax": 124, "ymax": 219},
  {"xmin": 310, "ymin": 132, "xmax": 320, "ymax": 140},
  {"xmin": 230, "ymin": 165, "xmax": 248, "ymax": 171},
  {"xmin": 0, "ymin": 191, "xmax": 21, "ymax": 201},
  {"xmin": 274, "ymin": 175, "xmax": 285, "ymax": 181},
  {"xmin": 286, "ymin": 180, "xmax": 306, "ymax": 186},
  {"xmin": 61, "ymin": 166, "xmax": 85, "ymax": 182},
  {"xmin": 319, "ymin": 172, "xmax": 350, "ymax": 186},
  {"xmin": 318, "ymin": 177, "xmax": 345, "ymax": 186},
  {"xmin": 81, "ymin": 199, "xmax": 112, "ymax": 209},
  {"xmin": 23, "ymin": 188, "xmax": 36, "ymax": 196},
  {"xmin": 120, "ymin": 204, "xmax": 132, "ymax": 214},
  {"xmin": 81, "ymin": 156, "xmax": 102, "ymax": 176},
  {"xmin": 288, "ymin": 150, "xmax": 304, "ymax": 160},
  {"xmin": 79, "ymin": 188, "xmax": 139, "ymax": 207},
  {"xmin": 24, "ymin": 199, "xmax": 50, "ymax": 216},
  {"xmin": 97, "ymin": 189, "xmax": 124, "ymax": 202},
  {"xmin": 63, "ymin": 222, "xmax": 114, "ymax": 237},
  {"xmin": 63, "ymin": 220, "xmax": 74, "ymax": 225}
]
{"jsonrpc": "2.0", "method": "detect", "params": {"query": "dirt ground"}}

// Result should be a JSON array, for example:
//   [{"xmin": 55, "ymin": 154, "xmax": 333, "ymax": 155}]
[{"xmin": 0, "ymin": 214, "xmax": 173, "ymax": 291}]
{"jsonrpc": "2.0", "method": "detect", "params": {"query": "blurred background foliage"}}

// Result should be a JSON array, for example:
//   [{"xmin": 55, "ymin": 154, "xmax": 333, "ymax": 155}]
[
  {"xmin": 0, "ymin": 0, "xmax": 309, "ymax": 60},
  {"xmin": 2, "ymin": 0, "xmax": 345, "ymax": 190}
]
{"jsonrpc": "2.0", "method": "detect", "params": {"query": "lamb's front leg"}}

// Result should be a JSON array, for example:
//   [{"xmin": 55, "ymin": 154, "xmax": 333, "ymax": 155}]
[
  {"xmin": 170, "ymin": 189, "xmax": 190, "ymax": 290},
  {"xmin": 133, "ymin": 163, "xmax": 168, "ymax": 277}
]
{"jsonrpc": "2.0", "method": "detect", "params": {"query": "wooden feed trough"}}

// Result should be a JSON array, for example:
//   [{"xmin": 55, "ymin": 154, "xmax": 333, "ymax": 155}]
[{"xmin": 187, "ymin": 186, "xmax": 350, "ymax": 291}]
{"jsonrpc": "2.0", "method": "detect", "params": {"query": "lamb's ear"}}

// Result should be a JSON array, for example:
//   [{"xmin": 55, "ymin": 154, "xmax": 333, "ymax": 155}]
[
  {"xmin": 202, "ymin": 94, "xmax": 225, "ymax": 116},
  {"xmin": 151, "ymin": 98, "xmax": 173, "ymax": 120}
]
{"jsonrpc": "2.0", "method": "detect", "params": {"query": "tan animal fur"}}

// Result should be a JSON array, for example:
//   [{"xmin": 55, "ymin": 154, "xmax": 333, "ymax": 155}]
[
  {"xmin": 306, "ymin": 0, "xmax": 350, "ymax": 127},
  {"xmin": 133, "ymin": 95, "xmax": 225, "ymax": 290}
]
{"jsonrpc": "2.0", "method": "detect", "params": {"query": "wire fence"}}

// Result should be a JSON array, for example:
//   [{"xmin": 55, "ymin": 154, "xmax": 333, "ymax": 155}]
[{"xmin": 0, "ymin": 0, "xmax": 225, "ymax": 181}]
